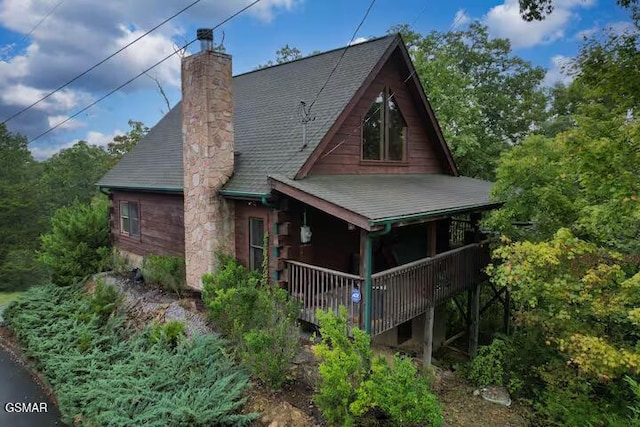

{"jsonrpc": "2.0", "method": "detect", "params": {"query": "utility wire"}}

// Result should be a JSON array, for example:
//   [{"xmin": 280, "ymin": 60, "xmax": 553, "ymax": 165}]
[
  {"xmin": 28, "ymin": 0, "xmax": 262, "ymax": 144},
  {"xmin": 306, "ymin": 0, "xmax": 377, "ymax": 113},
  {"xmin": 271, "ymin": 0, "xmax": 378, "ymax": 173},
  {"xmin": 3, "ymin": 0, "xmax": 204, "ymax": 125},
  {"xmin": 21, "ymin": 0, "xmax": 65, "ymax": 46},
  {"xmin": 315, "ymin": 8, "xmax": 470, "ymax": 160}
]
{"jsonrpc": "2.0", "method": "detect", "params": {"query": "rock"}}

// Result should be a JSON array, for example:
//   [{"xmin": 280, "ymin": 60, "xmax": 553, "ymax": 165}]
[
  {"xmin": 259, "ymin": 402, "xmax": 312, "ymax": 427},
  {"xmin": 473, "ymin": 389, "xmax": 481, "ymax": 397},
  {"xmin": 479, "ymin": 386, "xmax": 512, "ymax": 407}
]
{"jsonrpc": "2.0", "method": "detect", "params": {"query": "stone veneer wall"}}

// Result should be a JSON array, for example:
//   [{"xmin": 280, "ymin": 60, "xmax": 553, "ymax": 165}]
[{"xmin": 181, "ymin": 50, "xmax": 235, "ymax": 290}]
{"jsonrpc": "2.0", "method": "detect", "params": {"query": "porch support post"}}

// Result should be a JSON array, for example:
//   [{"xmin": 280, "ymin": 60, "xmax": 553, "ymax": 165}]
[
  {"xmin": 423, "ymin": 305, "xmax": 435, "ymax": 366},
  {"xmin": 363, "ymin": 222, "xmax": 392, "ymax": 335},
  {"xmin": 469, "ymin": 282, "xmax": 480, "ymax": 358},
  {"xmin": 363, "ymin": 233, "xmax": 373, "ymax": 334}
]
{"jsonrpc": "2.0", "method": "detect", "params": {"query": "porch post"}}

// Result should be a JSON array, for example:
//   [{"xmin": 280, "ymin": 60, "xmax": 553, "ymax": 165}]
[
  {"xmin": 469, "ymin": 282, "xmax": 480, "ymax": 357},
  {"xmin": 363, "ymin": 233, "xmax": 373, "ymax": 334},
  {"xmin": 423, "ymin": 305, "xmax": 435, "ymax": 366},
  {"xmin": 423, "ymin": 221, "xmax": 437, "ymax": 365}
]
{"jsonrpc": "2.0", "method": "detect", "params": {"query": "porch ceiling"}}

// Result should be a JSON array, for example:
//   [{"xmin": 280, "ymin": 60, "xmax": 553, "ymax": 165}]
[{"xmin": 269, "ymin": 174, "xmax": 502, "ymax": 229}]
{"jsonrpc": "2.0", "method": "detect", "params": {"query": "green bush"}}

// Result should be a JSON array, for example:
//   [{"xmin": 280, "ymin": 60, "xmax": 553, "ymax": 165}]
[
  {"xmin": 4, "ymin": 284, "xmax": 255, "ymax": 426},
  {"xmin": 150, "ymin": 320, "xmax": 186, "ymax": 349},
  {"xmin": 314, "ymin": 307, "xmax": 443, "ymax": 426},
  {"xmin": 315, "ymin": 306, "xmax": 371, "ymax": 427},
  {"xmin": 467, "ymin": 336, "xmax": 511, "ymax": 387},
  {"xmin": 352, "ymin": 355, "xmax": 444, "ymax": 427},
  {"xmin": 86, "ymin": 278, "xmax": 121, "ymax": 321},
  {"xmin": 202, "ymin": 252, "xmax": 300, "ymax": 390},
  {"xmin": 142, "ymin": 254, "xmax": 186, "ymax": 295},
  {"xmin": 109, "ymin": 250, "xmax": 131, "ymax": 277},
  {"xmin": 39, "ymin": 197, "xmax": 110, "ymax": 286}
]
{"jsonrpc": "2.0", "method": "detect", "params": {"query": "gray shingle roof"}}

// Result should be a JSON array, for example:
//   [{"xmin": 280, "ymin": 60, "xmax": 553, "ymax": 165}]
[
  {"xmin": 98, "ymin": 35, "xmax": 398, "ymax": 193},
  {"xmin": 269, "ymin": 174, "xmax": 501, "ymax": 224}
]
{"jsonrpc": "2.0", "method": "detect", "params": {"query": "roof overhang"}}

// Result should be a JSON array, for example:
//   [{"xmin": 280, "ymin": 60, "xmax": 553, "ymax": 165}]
[
  {"xmin": 269, "ymin": 174, "xmax": 502, "ymax": 232},
  {"xmin": 97, "ymin": 184, "xmax": 183, "ymax": 193}
]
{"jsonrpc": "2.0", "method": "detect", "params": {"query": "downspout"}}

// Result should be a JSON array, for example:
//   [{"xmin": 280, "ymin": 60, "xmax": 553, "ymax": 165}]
[{"xmin": 363, "ymin": 221, "xmax": 392, "ymax": 334}]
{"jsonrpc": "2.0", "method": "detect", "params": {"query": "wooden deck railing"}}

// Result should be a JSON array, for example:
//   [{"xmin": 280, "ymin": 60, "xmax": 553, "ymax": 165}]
[
  {"xmin": 286, "ymin": 241, "xmax": 491, "ymax": 335},
  {"xmin": 286, "ymin": 260, "xmax": 363, "ymax": 328}
]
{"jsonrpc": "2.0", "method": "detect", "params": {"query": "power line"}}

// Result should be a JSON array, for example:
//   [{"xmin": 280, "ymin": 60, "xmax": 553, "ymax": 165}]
[
  {"xmin": 28, "ymin": 0, "xmax": 263, "ymax": 144},
  {"xmin": 22, "ymin": 0, "xmax": 65, "ymax": 44},
  {"xmin": 310, "ymin": 9, "xmax": 470, "ymax": 162},
  {"xmin": 2, "ymin": 0, "xmax": 204, "ymax": 125},
  {"xmin": 306, "ymin": 0, "xmax": 377, "ymax": 113}
]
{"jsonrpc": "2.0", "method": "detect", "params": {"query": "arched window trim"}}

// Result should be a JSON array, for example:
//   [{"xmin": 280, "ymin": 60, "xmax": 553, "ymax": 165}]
[{"xmin": 361, "ymin": 86, "xmax": 407, "ymax": 162}]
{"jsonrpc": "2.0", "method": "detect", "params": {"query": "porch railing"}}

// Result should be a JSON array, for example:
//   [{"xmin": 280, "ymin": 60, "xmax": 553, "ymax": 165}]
[
  {"xmin": 286, "ymin": 241, "xmax": 490, "ymax": 336},
  {"xmin": 286, "ymin": 260, "xmax": 363, "ymax": 328}
]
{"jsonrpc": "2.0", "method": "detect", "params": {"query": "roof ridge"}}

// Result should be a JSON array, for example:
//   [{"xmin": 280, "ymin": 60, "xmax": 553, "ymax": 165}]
[{"xmin": 233, "ymin": 33, "xmax": 398, "ymax": 78}]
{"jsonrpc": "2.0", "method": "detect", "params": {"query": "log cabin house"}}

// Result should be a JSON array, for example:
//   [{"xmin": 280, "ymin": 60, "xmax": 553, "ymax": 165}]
[{"xmin": 98, "ymin": 30, "xmax": 501, "ymax": 361}]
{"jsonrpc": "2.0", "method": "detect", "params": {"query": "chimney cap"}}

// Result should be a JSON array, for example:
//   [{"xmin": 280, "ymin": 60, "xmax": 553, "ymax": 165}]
[{"xmin": 196, "ymin": 28, "xmax": 213, "ymax": 41}]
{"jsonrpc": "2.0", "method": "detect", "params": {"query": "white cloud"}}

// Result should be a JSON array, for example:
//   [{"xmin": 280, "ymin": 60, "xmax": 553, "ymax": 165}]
[
  {"xmin": 452, "ymin": 9, "xmax": 471, "ymax": 30},
  {"xmin": 484, "ymin": 0, "xmax": 595, "ymax": 48},
  {"xmin": 575, "ymin": 26, "xmax": 598, "ymax": 40},
  {"xmin": 85, "ymin": 129, "xmax": 123, "ymax": 147},
  {"xmin": 543, "ymin": 54, "xmax": 574, "ymax": 87},
  {"xmin": 47, "ymin": 115, "xmax": 85, "ymax": 130},
  {"xmin": 349, "ymin": 36, "xmax": 368, "ymax": 45},
  {"xmin": 0, "ymin": 0, "xmax": 299, "ymax": 141}
]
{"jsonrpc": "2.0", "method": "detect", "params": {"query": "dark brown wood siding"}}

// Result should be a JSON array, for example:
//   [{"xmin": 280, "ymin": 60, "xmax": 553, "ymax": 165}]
[
  {"xmin": 310, "ymin": 50, "xmax": 447, "ymax": 176},
  {"xmin": 111, "ymin": 190, "xmax": 185, "ymax": 258},
  {"xmin": 278, "ymin": 198, "xmax": 360, "ymax": 274},
  {"xmin": 234, "ymin": 201, "xmax": 276, "ymax": 275}
]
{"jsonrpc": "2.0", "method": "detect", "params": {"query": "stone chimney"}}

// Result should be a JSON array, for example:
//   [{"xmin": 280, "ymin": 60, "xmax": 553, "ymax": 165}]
[{"xmin": 182, "ymin": 29, "xmax": 235, "ymax": 290}]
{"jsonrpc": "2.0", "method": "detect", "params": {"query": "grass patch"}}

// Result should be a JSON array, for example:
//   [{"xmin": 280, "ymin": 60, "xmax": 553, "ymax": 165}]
[
  {"xmin": 0, "ymin": 291, "xmax": 23, "ymax": 306},
  {"xmin": 3, "ymin": 284, "xmax": 256, "ymax": 426}
]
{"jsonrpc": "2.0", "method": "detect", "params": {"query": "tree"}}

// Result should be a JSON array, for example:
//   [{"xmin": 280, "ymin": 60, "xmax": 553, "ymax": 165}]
[
  {"xmin": 487, "ymin": 18, "xmax": 640, "ymax": 253},
  {"xmin": 107, "ymin": 119, "xmax": 148, "ymax": 163},
  {"xmin": 0, "ymin": 124, "xmax": 46, "ymax": 290},
  {"xmin": 518, "ymin": 0, "xmax": 638, "ymax": 22},
  {"xmin": 39, "ymin": 141, "xmax": 111, "ymax": 218},
  {"xmin": 256, "ymin": 44, "xmax": 303, "ymax": 69},
  {"xmin": 391, "ymin": 23, "xmax": 548, "ymax": 179}
]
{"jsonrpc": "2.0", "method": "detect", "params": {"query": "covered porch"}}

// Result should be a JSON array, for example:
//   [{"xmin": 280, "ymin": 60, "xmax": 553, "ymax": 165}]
[{"xmin": 268, "ymin": 174, "xmax": 500, "ymax": 362}]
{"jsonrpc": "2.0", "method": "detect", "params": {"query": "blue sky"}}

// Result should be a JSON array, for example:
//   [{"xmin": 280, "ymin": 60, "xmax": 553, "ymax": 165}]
[{"xmin": 0, "ymin": 0, "xmax": 633, "ymax": 159}]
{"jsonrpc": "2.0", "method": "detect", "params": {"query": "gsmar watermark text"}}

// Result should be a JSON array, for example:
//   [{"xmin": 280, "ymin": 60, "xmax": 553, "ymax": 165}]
[{"xmin": 4, "ymin": 402, "xmax": 48, "ymax": 413}]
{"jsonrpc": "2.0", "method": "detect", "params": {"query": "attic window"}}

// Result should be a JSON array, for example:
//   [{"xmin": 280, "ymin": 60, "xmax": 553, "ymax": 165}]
[
  {"xmin": 120, "ymin": 201, "xmax": 140, "ymax": 238},
  {"xmin": 362, "ymin": 87, "xmax": 407, "ymax": 161}
]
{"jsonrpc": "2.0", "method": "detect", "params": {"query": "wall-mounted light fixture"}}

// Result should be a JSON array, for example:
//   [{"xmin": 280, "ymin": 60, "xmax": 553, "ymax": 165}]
[{"xmin": 300, "ymin": 209, "xmax": 312, "ymax": 244}]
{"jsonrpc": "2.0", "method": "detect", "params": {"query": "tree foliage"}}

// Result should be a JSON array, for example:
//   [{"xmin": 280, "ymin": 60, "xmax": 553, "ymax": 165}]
[
  {"xmin": 39, "ymin": 197, "xmax": 110, "ymax": 286},
  {"xmin": 39, "ymin": 141, "xmax": 111, "ymax": 217},
  {"xmin": 0, "ymin": 124, "xmax": 46, "ymax": 290},
  {"xmin": 107, "ymin": 119, "xmax": 148, "ymax": 164},
  {"xmin": 392, "ymin": 23, "xmax": 547, "ymax": 179},
  {"xmin": 256, "ymin": 44, "xmax": 303, "ymax": 69}
]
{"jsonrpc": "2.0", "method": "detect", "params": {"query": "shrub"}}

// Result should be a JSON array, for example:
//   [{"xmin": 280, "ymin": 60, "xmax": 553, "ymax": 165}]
[
  {"xmin": 314, "ymin": 307, "xmax": 443, "ymax": 426},
  {"xmin": 150, "ymin": 320, "xmax": 186, "ymax": 349},
  {"xmin": 467, "ymin": 336, "xmax": 511, "ymax": 387},
  {"xmin": 109, "ymin": 250, "xmax": 131, "ymax": 277},
  {"xmin": 352, "ymin": 355, "xmax": 444, "ymax": 427},
  {"xmin": 39, "ymin": 197, "xmax": 110, "ymax": 286},
  {"xmin": 202, "ymin": 252, "xmax": 301, "ymax": 390},
  {"xmin": 4, "ymin": 284, "xmax": 255, "ymax": 426},
  {"xmin": 314, "ymin": 306, "xmax": 371, "ymax": 427},
  {"xmin": 86, "ymin": 278, "xmax": 121, "ymax": 320},
  {"xmin": 142, "ymin": 254, "xmax": 186, "ymax": 295}
]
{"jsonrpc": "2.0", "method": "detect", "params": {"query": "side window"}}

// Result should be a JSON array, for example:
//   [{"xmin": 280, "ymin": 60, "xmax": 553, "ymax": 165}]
[
  {"xmin": 249, "ymin": 217, "xmax": 264, "ymax": 271},
  {"xmin": 120, "ymin": 201, "xmax": 140, "ymax": 237}
]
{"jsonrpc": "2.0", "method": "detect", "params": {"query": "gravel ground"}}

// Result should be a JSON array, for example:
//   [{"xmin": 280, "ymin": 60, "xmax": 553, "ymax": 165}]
[{"xmin": 98, "ymin": 273, "xmax": 214, "ymax": 337}]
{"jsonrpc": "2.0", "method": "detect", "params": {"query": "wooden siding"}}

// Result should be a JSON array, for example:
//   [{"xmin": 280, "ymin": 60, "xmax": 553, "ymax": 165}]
[
  {"xmin": 310, "ymin": 50, "xmax": 448, "ymax": 176},
  {"xmin": 111, "ymin": 190, "xmax": 185, "ymax": 258},
  {"xmin": 278, "ymin": 199, "xmax": 360, "ymax": 274}
]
